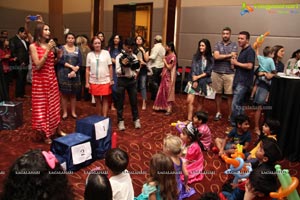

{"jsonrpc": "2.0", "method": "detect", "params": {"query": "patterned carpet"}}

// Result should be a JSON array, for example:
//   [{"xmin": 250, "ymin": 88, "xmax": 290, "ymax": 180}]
[{"xmin": 0, "ymin": 84, "xmax": 299, "ymax": 200}]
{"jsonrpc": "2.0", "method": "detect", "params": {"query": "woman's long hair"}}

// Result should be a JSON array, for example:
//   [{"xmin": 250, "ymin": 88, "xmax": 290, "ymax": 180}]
[
  {"xmin": 193, "ymin": 39, "xmax": 213, "ymax": 66},
  {"xmin": 272, "ymin": 45, "xmax": 284, "ymax": 62},
  {"xmin": 108, "ymin": 34, "xmax": 123, "ymax": 54}
]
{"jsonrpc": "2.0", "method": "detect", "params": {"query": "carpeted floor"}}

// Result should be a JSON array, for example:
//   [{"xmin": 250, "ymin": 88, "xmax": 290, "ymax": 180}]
[{"xmin": 0, "ymin": 84, "xmax": 299, "ymax": 200}]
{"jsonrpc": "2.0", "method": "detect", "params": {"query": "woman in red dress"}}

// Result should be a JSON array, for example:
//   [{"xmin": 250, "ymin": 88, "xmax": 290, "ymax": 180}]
[
  {"xmin": 29, "ymin": 22, "xmax": 63, "ymax": 144},
  {"xmin": 153, "ymin": 42, "xmax": 177, "ymax": 115}
]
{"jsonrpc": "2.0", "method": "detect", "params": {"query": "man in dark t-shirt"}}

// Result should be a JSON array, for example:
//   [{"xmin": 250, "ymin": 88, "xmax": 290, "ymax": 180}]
[{"xmin": 230, "ymin": 31, "xmax": 255, "ymax": 127}]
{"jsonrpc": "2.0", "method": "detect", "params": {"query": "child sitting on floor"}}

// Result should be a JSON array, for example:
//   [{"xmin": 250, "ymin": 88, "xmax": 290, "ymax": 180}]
[
  {"xmin": 247, "ymin": 118, "xmax": 280, "ymax": 162},
  {"xmin": 192, "ymin": 111, "xmax": 212, "ymax": 151},
  {"xmin": 215, "ymin": 114, "xmax": 251, "ymax": 156},
  {"xmin": 222, "ymin": 137, "xmax": 282, "ymax": 200},
  {"xmin": 163, "ymin": 134, "xmax": 196, "ymax": 199},
  {"xmin": 243, "ymin": 165, "xmax": 280, "ymax": 200},
  {"xmin": 1, "ymin": 149, "xmax": 73, "ymax": 200},
  {"xmin": 85, "ymin": 173, "xmax": 113, "ymax": 200},
  {"xmin": 105, "ymin": 148, "xmax": 134, "ymax": 200},
  {"xmin": 135, "ymin": 152, "xmax": 178, "ymax": 200},
  {"xmin": 180, "ymin": 122, "xmax": 204, "ymax": 184}
]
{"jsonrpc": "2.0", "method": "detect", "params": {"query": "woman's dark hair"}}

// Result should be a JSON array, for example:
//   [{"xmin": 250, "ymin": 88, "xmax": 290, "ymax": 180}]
[
  {"xmin": 194, "ymin": 39, "xmax": 213, "ymax": 66},
  {"xmin": 84, "ymin": 173, "xmax": 112, "ymax": 200},
  {"xmin": 291, "ymin": 49, "xmax": 300, "ymax": 58},
  {"xmin": 272, "ymin": 45, "xmax": 284, "ymax": 62},
  {"xmin": 64, "ymin": 32, "xmax": 76, "ymax": 42},
  {"xmin": 108, "ymin": 34, "xmax": 123, "ymax": 54},
  {"xmin": 33, "ymin": 22, "xmax": 47, "ymax": 43},
  {"xmin": 96, "ymin": 31, "xmax": 105, "ymax": 48},
  {"xmin": 135, "ymin": 35, "xmax": 145, "ymax": 45},
  {"xmin": 166, "ymin": 41, "xmax": 178, "ymax": 68},
  {"xmin": 1, "ymin": 149, "xmax": 73, "ymax": 200}
]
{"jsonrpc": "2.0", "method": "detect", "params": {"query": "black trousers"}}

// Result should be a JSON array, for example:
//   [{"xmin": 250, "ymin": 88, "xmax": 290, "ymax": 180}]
[
  {"xmin": 149, "ymin": 67, "xmax": 163, "ymax": 100},
  {"xmin": 116, "ymin": 77, "xmax": 139, "ymax": 122},
  {"xmin": 15, "ymin": 68, "xmax": 28, "ymax": 98}
]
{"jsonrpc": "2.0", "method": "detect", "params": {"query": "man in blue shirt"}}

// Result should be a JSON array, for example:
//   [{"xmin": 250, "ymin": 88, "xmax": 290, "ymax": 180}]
[{"xmin": 230, "ymin": 31, "xmax": 255, "ymax": 127}]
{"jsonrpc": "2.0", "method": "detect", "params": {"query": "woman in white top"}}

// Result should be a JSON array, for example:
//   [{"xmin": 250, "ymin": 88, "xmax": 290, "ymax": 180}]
[{"xmin": 86, "ymin": 36, "xmax": 113, "ymax": 117}]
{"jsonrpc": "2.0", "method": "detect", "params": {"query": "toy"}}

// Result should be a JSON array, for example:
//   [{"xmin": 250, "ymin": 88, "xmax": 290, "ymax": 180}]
[
  {"xmin": 111, "ymin": 132, "xmax": 117, "ymax": 148},
  {"xmin": 253, "ymin": 32, "xmax": 270, "ymax": 49},
  {"xmin": 270, "ymin": 165, "xmax": 300, "ymax": 200},
  {"xmin": 221, "ymin": 144, "xmax": 252, "ymax": 184},
  {"xmin": 171, "ymin": 121, "xmax": 186, "ymax": 133}
]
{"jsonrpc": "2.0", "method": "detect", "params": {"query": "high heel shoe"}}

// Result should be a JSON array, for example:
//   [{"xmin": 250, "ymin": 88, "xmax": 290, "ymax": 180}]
[
  {"xmin": 62, "ymin": 114, "xmax": 68, "ymax": 120},
  {"xmin": 71, "ymin": 114, "xmax": 77, "ymax": 119},
  {"xmin": 165, "ymin": 111, "xmax": 172, "ymax": 116},
  {"xmin": 44, "ymin": 138, "xmax": 52, "ymax": 144}
]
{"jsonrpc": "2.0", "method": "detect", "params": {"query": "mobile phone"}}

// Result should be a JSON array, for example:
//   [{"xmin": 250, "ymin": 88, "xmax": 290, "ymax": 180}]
[{"xmin": 29, "ymin": 15, "xmax": 38, "ymax": 21}]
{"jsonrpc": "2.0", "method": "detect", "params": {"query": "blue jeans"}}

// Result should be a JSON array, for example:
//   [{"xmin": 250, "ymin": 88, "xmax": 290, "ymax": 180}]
[{"xmin": 230, "ymin": 84, "xmax": 249, "ymax": 126}]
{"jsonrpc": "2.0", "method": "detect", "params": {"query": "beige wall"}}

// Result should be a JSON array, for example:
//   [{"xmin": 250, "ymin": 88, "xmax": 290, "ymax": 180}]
[
  {"xmin": 178, "ymin": 1, "xmax": 300, "ymax": 66},
  {"xmin": 0, "ymin": 0, "xmax": 48, "ymax": 12},
  {"xmin": 63, "ymin": 0, "xmax": 91, "ymax": 13},
  {"xmin": 181, "ymin": 0, "xmax": 300, "ymax": 6}
]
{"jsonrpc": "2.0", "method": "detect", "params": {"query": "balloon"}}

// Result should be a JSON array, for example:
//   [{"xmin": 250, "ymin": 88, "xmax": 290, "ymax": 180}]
[
  {"xmin": 269, "ymin": 165, "xmax": 300, "ymax": 200},
  {"xmin": 253, "ymin": 32, "xmax": 270, "ymax": 49},
  {"xmin": 270, "ymin": 177, "xmax": 299, "ymax": 199}
]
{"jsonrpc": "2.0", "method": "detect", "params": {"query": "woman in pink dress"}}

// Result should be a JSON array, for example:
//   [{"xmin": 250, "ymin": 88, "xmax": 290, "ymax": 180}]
[
  {"xmin": 180, "ymin": 122, "xmax": 204, "ymax": 184},
  {"xmin": 29, "ymin": 22, "xmax": 62, "ymax": 144},
  {"xmin": 152, "ymin": 42, "xmax": 177, "ymax": 115}
]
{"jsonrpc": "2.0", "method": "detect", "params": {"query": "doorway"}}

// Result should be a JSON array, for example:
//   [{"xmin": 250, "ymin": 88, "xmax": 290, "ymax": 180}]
[{"xmin": 113, "ymin": 3, "xmax": 152, "ymax": 47}]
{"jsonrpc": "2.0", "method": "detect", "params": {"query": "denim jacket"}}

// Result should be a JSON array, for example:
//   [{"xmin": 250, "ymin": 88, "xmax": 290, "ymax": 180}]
[{"xmin": 190, "ymin": 56, "xmax": 213, "ymax": 95}]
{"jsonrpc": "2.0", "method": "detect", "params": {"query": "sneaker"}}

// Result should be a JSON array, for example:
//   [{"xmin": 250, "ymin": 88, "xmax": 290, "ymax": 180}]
[
  {"xmin": 214, "ymin": 112, "xmax": 222, "ymax": 121},
  {"xmin": 134, "ymin": 119, "xmax": 141, "ymax": 129},
  {"xmin": 118, "ymin": 121, "xmax": 125, "ymax": 131}
]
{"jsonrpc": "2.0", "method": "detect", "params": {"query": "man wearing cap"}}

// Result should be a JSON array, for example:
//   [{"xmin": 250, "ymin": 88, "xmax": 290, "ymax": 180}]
[{"xmin": 148, "ymin": 35, "xmax": 166, "ymax": 100}]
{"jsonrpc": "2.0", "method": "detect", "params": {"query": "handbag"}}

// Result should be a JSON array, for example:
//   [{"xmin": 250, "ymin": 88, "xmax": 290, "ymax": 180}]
[{"xmin": 205, "ymin": 84, "xmax": 216, "ymax": 100}]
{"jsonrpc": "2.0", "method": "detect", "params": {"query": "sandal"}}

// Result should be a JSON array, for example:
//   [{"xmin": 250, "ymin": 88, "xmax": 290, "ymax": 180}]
[
  {"xmin": 57, "ymin": 130, "xmax": 67, "ymax": 137},
  {"xmin": 44, "ymin": 138, "xmax": 52, "ymax": 144},
  {"xmin": 165, "ymin": 111, "xmax": 172, "ymax": 116}
]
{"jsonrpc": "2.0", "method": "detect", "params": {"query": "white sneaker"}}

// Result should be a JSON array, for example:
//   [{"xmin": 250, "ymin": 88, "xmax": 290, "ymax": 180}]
[
  {"xmin": 118, "ymin": 121, "xmax": 125, "ymax": 131},
  {"xmin": 134, "ymin": 119, "xmax": 141, "ymax": 129},
  {"xmin": 214, "ymin": 112, "xmax": 222, "ymax": 121}
]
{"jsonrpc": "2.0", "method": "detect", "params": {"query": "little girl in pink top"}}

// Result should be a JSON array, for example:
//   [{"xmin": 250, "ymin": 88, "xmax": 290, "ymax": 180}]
[
  {"xmin": 192, "ymin": 111, "xmax": 212, "ymax": 151},
  {"xmin": 180, "ymin": 122, "xmax": 204, "ymax": 184}
]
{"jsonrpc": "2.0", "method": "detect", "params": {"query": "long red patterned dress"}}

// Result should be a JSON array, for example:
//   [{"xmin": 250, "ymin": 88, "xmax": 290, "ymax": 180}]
[
  {"xmin": 153, "ymin": 53, "xmax": 177, "ymax": 111},
  {"xmin": 31, "ymin": 43, "xmax": 60, "ymax": 138}
]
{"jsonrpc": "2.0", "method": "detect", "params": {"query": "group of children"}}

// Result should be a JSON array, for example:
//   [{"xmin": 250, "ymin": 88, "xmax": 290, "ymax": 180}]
[{"xmin": 1, "ymin": 110, "xmax": 286, "ymax": 200}]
